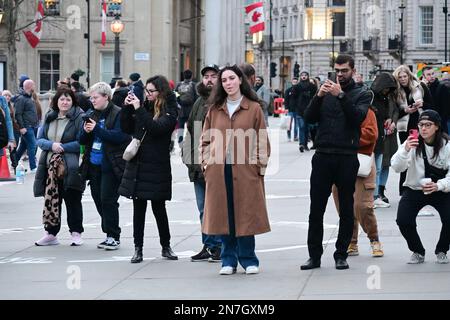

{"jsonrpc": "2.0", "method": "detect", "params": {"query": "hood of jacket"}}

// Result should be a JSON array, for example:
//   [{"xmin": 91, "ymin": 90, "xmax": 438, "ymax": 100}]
[{"xmin": 371, "ymin": 73, "xmax": 397, "ymax": 94}]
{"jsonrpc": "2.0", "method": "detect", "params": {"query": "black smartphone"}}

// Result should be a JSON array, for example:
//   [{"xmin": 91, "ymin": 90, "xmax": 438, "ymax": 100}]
[
  {"xmin": 82, "ymin": 115, "xmax": 92, "ymax": 123},
  {"xmin": 328, "ymin": 72, "xmax": 337, "ymax": 83}
]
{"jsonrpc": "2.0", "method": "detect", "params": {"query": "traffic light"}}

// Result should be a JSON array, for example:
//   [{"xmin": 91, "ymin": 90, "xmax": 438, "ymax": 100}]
[
  {"xmin": 293, "ymin": 62, "xmax": 300, "ymax": 78},
  {"xmin": 270, "ymin": 62, "xmax": 277, "ymax": 78}
]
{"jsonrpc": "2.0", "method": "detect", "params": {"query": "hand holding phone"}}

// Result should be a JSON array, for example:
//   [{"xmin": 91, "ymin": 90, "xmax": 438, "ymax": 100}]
[
  {"xmin": 409, "ymin": 129, "xmax": 419, "ymax": 140},
  {"xmin": 82, "ymin": 115, "xmax": 92, "ymax": 123}
]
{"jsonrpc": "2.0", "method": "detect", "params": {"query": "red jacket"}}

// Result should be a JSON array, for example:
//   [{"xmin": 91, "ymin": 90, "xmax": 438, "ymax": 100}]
[{"xmin": 359, "ymin": 108, "xmax": 378, "ymax": 155}]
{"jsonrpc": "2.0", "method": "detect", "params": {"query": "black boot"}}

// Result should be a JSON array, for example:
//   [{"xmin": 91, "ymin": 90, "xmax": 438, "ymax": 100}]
[
  {"xmin": 162, "ymin": 246, "xmax": 178, "ymax": 260},
  {"xmin": 379, "ymin": 186, "xmax": 389, "ymax": 203},
  {"xmin": 131, "ymin": 247, "xmax": 143, "ymax": 263}
]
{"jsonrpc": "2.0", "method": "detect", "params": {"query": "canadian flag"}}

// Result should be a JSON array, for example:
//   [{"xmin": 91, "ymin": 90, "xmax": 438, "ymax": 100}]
[
  {"xmin": 101, "ymin": 0, "xmax": 107, "ymax": 46},
  {"xmin": 23, "ymin": 0, "xmax": 45, "ymax": 48},
  {"xmin": 245, "ymin": 2, "xmax": 265, "ymax": 35}
]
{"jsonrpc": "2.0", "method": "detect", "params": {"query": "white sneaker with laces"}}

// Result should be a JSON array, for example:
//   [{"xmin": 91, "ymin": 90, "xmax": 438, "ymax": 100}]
[
  {"xmin": 35, "ymin": 232, "xmax": 60, "ymax": 246},
  {"xmin": 245, "ymin": 266, "xmax": 260, "ymax": 275},
  {"xmin": 219, "ymin": 266, "xmax": 236, "ymax": 275},
  {"xmin": 71, "ymin": 232, "xmax": 83, "ymax": 246},
  {"xmin": 374, "ymin": 198, "xmax": 390, "ymax": 209},
  {"xmin": 407, "ymin": 252, "xmax": 425, "ymax": 264},
  {"xmin": 436, "ymin": 252, "xmax": 449, "ymax": 264}
]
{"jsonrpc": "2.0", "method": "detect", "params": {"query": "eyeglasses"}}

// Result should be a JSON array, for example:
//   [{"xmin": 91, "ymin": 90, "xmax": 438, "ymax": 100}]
[
  {"xmin": 145, "ymin": 89, "xmax": 158, "ymax": 94},
  {"xmin": 335, "ymin": 68, "xmax": 351, "ymax": 74},
  {"xmin": 418, "ymin": 122, "xmax": 434, "ymax": 129}
]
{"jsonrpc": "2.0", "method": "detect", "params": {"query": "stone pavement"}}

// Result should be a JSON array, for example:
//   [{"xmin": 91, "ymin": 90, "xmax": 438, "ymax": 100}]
[{"xmin": 0, "ymin": 117, "xmax": 449, "ymax": 300}]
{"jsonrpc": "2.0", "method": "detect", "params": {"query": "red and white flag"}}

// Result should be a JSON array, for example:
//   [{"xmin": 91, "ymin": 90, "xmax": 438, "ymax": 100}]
[
  {"xmin": 101, "ymin": 0, "xmax": 107, "ymax": 46},
  {"xmin": 23, "ymin": 0, "xmax": 45, "ymax": 48},
  {"xmin": 245, "ymin": 2, "xmax": 265, "ymax": 35}
]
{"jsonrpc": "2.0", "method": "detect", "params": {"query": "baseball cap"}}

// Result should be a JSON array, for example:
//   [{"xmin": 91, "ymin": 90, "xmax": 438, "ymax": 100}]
[{"xmin": 201, "ymin": 64, "xmax": 220, "ymax": 76}]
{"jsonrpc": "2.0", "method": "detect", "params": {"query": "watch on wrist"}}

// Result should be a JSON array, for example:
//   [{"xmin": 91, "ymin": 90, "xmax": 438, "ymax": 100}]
[{"xmin": 337, "ymin": 91, "xmax": 346, "ymax": 100}]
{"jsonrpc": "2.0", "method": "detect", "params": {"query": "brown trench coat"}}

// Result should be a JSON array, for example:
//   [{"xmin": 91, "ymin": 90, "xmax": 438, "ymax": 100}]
[{"xmin": 199, "ymin": 97, "xmax": 271, "ymax": 237}]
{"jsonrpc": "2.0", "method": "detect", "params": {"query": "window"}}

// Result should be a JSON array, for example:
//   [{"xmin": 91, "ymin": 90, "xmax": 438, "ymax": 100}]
[
  {"xmin": 328, "ymin": 0, "xmax": 345, "ymax": 6},
  {"xmin": 101, "ymin": 52, "xmax": 114, "ymax": 84},
  {"xmin": 39, "ymin": 51, "xmax": 60, "ymax": 93},
  {"xmin": 333, "ymin": 12, "xmax": 345, "ymax": 37},
  {"xmin": 419, "ymin": 6, "xmax": 433, "ymax": 45},
  {"xmin": 44, "ymin": 0, "xmax": 60, "ymax": 16}
]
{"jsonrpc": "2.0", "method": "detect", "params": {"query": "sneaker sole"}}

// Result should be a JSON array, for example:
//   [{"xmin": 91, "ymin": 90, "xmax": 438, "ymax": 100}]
[
  {"xmin": 347, "ymin": 252, "xmax": 359, "ymax": 256},
  {"xmin": 71, "ymin": 242, "xmax": 84, "ymax": 247},
  {"xmin": 35, "ymin": 241, "xmax": 59, "ymax": 246},
  {"xmin": 191, "ymin": 258, "xmax": 210, "ymax": 262},
  {"xmin": 208, "ymin": 258, "xmax": 221, "ymax": 263},
  {"xmin": 104, "ymin": 247, "xmax": 120, "ymax": 251}
]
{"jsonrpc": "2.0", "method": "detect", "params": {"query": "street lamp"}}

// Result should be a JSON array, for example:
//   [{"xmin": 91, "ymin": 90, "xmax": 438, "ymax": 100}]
[
  {"xmin": 399, "ymin": 1, "xmax": 406, "ymax": 65},
  {"xmin": 281, "ymin": 20, "xmax": 286, "ymax": 93},
  {"xmin": 444, "ymin": 0, "xmax": 448, "ymax": 62},
  {"xmin": 110, "ymin": 15, "xmax": 124, "ymax": 83},
  {"xmin": 331, "ymin": 12, "xmax": 336, "ymax": 67}
]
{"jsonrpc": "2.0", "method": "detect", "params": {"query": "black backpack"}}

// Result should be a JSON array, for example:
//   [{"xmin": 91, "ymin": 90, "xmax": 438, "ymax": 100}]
[
  {"xmin": 177, "ymin": 81, "xmax": 196, "ymax": 107},
  {"xmin": 0, "ymin": 109, "xmax": 8, "ymax": 149}
]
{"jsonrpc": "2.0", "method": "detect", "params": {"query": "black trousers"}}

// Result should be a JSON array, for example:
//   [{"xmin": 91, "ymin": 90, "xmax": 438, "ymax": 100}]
[
  {"xmin": 89, "ymin": 165, "xmax": 121, "ymax": 241},
  {"xmin": 396, "ymin": 188, "xmax": 450, "ymax": 255},
  {"xmin": 46, "ymin": 182, "xmax": 84, "ymax": 236},
  {"xmin": 308, "ymin": 152, "xmax": 359, "ymax": 261},
  {"xmin": 133, "ymin": 199, "xmax": 171, "ymax": 248}
]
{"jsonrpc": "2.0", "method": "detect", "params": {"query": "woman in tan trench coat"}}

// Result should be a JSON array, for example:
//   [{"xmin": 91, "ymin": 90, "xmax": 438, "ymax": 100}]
[{"xmin": 200, "ymin": 65, "xmax": 271, "ymax": 276}]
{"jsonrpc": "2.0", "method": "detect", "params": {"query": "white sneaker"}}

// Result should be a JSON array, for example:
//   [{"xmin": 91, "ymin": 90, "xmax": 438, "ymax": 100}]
[
  {"xmin": 219, "ymin": 266, "xmax": 237, "ymax": 275},
  {"xmin": 407, "ymin": 252, "xmax": 425, "ymax": 264},
  {"xmin": 35, "ymin": 232, "xmax": 60, "ymax": 246},
  {"xmin": 436, "ymin": 252, "xmax": 449, "ymax": 264},
  {"xmin": 70, "ymin": 232, "xmax": 83, "ymax": 246},
  {"xmin": 374, "ymin": 198, "xmax": 390, "ymax": 209},
  {"xmin": 245, "ymin": 266, "xmax": 260, "ymax": 275}
]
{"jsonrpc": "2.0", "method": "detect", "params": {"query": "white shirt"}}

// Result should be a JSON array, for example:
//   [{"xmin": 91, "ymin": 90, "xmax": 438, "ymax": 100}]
[
  {"xmin": 226, "ymin": 96, "xmax": 243, "ymax": 119},
  {"xmin": 391, "ymin": 141, "xmax": 450, "ymax": 192}
]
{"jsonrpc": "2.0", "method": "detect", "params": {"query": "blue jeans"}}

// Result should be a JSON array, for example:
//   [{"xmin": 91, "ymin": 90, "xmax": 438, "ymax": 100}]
[
  {"xmin": 373, "ymin": 153, "xmax": 383, "ymax": 198},
  {"xmin": 296, "ymin": 115, "xmax": 310, "ymax": 146},
  {"xmin": 379, "ymin": 166, "xmax": 390, "ymax": 187},
  {"xmin": 194, "ymin": 180, "xmax": 221, "ymax": 249},
  {"xmin": 287, "ymin": 112, "xmax": 299, "ymax": 140},
  {"xmin": 15, "ymin": 127, "xmax": 37, "ymax": 170},
  {"xmin": 221, "ymin": 164, "xmax": 259, "ymax": 269}
]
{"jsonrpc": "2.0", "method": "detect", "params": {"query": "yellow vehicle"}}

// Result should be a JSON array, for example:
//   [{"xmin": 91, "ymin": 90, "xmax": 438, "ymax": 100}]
[{"xmin": 416, "ymin": 62, "xmax": 450, "ymax": 79}]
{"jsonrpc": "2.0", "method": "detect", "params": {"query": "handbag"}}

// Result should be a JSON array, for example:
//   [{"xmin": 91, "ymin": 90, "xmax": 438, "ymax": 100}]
[
  {"xmin": 123, "ymin": 131, "xmax": 147, "ymax": 161},
  {"xmin": 357, "ymin": 153, "xmax": 373, "ymax": 178},
  {"xmin": 279, "ymin": 114, "xmax": 291, "ymax": 130},
  {"xmin": 422, "ymin": 145, "xmax": 448, "ymax": 183}
]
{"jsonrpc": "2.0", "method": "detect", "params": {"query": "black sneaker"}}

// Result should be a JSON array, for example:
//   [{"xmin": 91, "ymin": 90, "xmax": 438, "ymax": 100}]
[
  {"xmin": 104, "ymin": 238, "xmax": 120, "ymax": 250},
  {"xmin": 97, "ymin": 239, "xmax": 108, "ymax": 249},
  {"xmin": 208, "ymin": 247, "xmax": 221, "ymax": 263},
  {"xmin": 299, "ymin": 145, "xmax": 305, "ymax": 153},
  {"xmin": 191, "ymin": 245, "xmax": 211, "ymax": 262}
]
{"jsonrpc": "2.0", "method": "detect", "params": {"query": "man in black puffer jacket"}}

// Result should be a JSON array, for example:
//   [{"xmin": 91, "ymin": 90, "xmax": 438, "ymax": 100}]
[{"xmin": 301, "ymin": 55, "xmax": 371, "ymax": 271}]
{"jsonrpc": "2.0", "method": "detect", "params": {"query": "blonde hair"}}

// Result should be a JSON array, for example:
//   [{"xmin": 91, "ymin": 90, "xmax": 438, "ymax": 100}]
[
  {"xmin": 89, "ymin": 82, "xmax": 112, "ymax": 99},
  {"xmin": 393, "ymin": 65, "xmax": 419, "ymax": 100},
  {"xmin": 2, "ymin": 90, "xmax": 12, "ymax": 98}
]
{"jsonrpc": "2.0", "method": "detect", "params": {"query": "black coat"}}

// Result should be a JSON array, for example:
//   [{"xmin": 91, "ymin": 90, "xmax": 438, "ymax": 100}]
[
  {"xmin": 292, "ymin": 81, "xmax": 317, "ymax": 116},
  {"xmin": 119, "ymin": 92, "xmax": 178, "ymax": 200},
  {"xmin": 112, "ymin": 87, "xmax": 129, "ymax": 109}
]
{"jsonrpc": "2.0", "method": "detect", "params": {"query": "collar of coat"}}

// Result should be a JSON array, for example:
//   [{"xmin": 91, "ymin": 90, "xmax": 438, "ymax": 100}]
[{"xmin": 217, "ymin": 96, "xmax": 251, "ymax": 112}]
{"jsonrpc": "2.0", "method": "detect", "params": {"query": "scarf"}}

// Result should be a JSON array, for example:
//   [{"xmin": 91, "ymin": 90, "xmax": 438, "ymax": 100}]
[{"xmin": 43, "ymin": 153, "xmax": 65, "ymax": 227}]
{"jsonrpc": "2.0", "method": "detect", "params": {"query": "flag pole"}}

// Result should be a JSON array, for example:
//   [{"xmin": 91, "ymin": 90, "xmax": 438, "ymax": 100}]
[{"xmin": 85, "ymin": 0, "xmax": 90, "ymax": 88}]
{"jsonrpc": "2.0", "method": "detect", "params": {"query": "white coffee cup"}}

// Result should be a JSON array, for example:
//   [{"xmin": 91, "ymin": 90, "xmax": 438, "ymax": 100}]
[{"xmin": 420, "ymin": 178, "xmax": 433, "ymax": 194}]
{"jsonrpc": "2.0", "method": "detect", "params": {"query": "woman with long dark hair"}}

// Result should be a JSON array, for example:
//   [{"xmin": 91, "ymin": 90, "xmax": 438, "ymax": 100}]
[
  {"xmin": 391, "ymin": 110, "xmax": 450, "ymax": 264},
  {"xmin": 33, "ymin": 88, "xmax": 85, "ymax": 246},
  {"xmin": 120, "ymin": 75, "xmax": 179, "ymax": 263},
  {"xmin": 200, "ymin": 65, "xmax": 271, "ymax": 275}
]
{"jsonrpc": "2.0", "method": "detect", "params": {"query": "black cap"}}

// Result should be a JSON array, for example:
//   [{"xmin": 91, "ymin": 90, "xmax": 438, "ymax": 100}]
[
  {"xmin": 201, "ymin": 64, "xmax": 220, "ymax": 76},
  {"xmin": 71, "ymin": 73, "xmax": 80, "ymax": 82},
  {"xmin": 419, "ymin": 110, "xmax": 441, "ymax": 126},
  {"xmin": 129, "ymin": 73, "xmax": 141, "ymax": 82}
]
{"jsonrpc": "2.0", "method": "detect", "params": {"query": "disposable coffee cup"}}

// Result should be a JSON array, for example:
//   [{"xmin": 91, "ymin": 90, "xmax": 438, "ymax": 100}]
[{"xmin": 421, "ymin": 178, "xmax": 432, "ymax": 195}]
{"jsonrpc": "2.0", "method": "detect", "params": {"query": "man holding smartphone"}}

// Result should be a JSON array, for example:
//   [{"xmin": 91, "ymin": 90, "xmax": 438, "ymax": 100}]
[{"xmin": 301, "ymin": 55, "xmax": 372, "ymax": 271}]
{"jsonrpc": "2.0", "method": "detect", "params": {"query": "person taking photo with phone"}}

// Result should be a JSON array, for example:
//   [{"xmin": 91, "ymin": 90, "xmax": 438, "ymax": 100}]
[{"xmin": 391, "ymin": 110, "xmax": 450, "ymax": 265}]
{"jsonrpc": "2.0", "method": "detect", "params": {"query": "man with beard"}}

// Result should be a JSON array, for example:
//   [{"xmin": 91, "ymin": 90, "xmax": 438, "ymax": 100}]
[
  {"xmin": 254, "ymin": 76, "xmax": 270, "ymax": 127},
  {"xmin": 301, "ymin": 55, "xmax": 371, "ymax": 271},
  {"xmin": 183, "ymin": 64, "xmax": 222, "ymax": 262},
  {"xmin": 292, "ymin": 71, "xmax": 317, "ymax": 152}
]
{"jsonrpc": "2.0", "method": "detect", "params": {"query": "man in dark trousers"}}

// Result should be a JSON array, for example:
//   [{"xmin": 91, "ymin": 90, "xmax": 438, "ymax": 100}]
[{"xmin": 301, "ymin": 55, "xmax": 371, "ymax": 270}]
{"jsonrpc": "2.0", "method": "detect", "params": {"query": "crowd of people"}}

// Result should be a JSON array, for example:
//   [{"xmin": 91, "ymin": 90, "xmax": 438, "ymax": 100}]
[{"xmin": 0, "ymin": 54, "xmax": 449, "ymax": 275}]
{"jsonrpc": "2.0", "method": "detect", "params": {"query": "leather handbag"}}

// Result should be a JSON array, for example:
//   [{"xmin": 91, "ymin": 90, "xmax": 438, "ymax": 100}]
[
  {"xmin": 357, "ymin": 153, "xmax": 373, "ymax": 178},
  {"xmin": 123, "ymin": 131, "xmax": 147, "ymax": 161}
]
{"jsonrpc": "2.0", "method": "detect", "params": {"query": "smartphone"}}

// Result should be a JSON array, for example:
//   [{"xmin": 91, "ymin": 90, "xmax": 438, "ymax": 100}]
[
  {"xmin": 128, "ymin": 85, "xmax": 135, "ymax": 96},
  {"xmin": 328, "ymin": 72, "xmax": 337, "ymax": 83},
  {"xmin": 82, "ymin": 115, "xmax": 92, "ymax": 123},
  {"xmin": 409, "ymin": 129, "xmax": 419, "ymax": 140}
]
